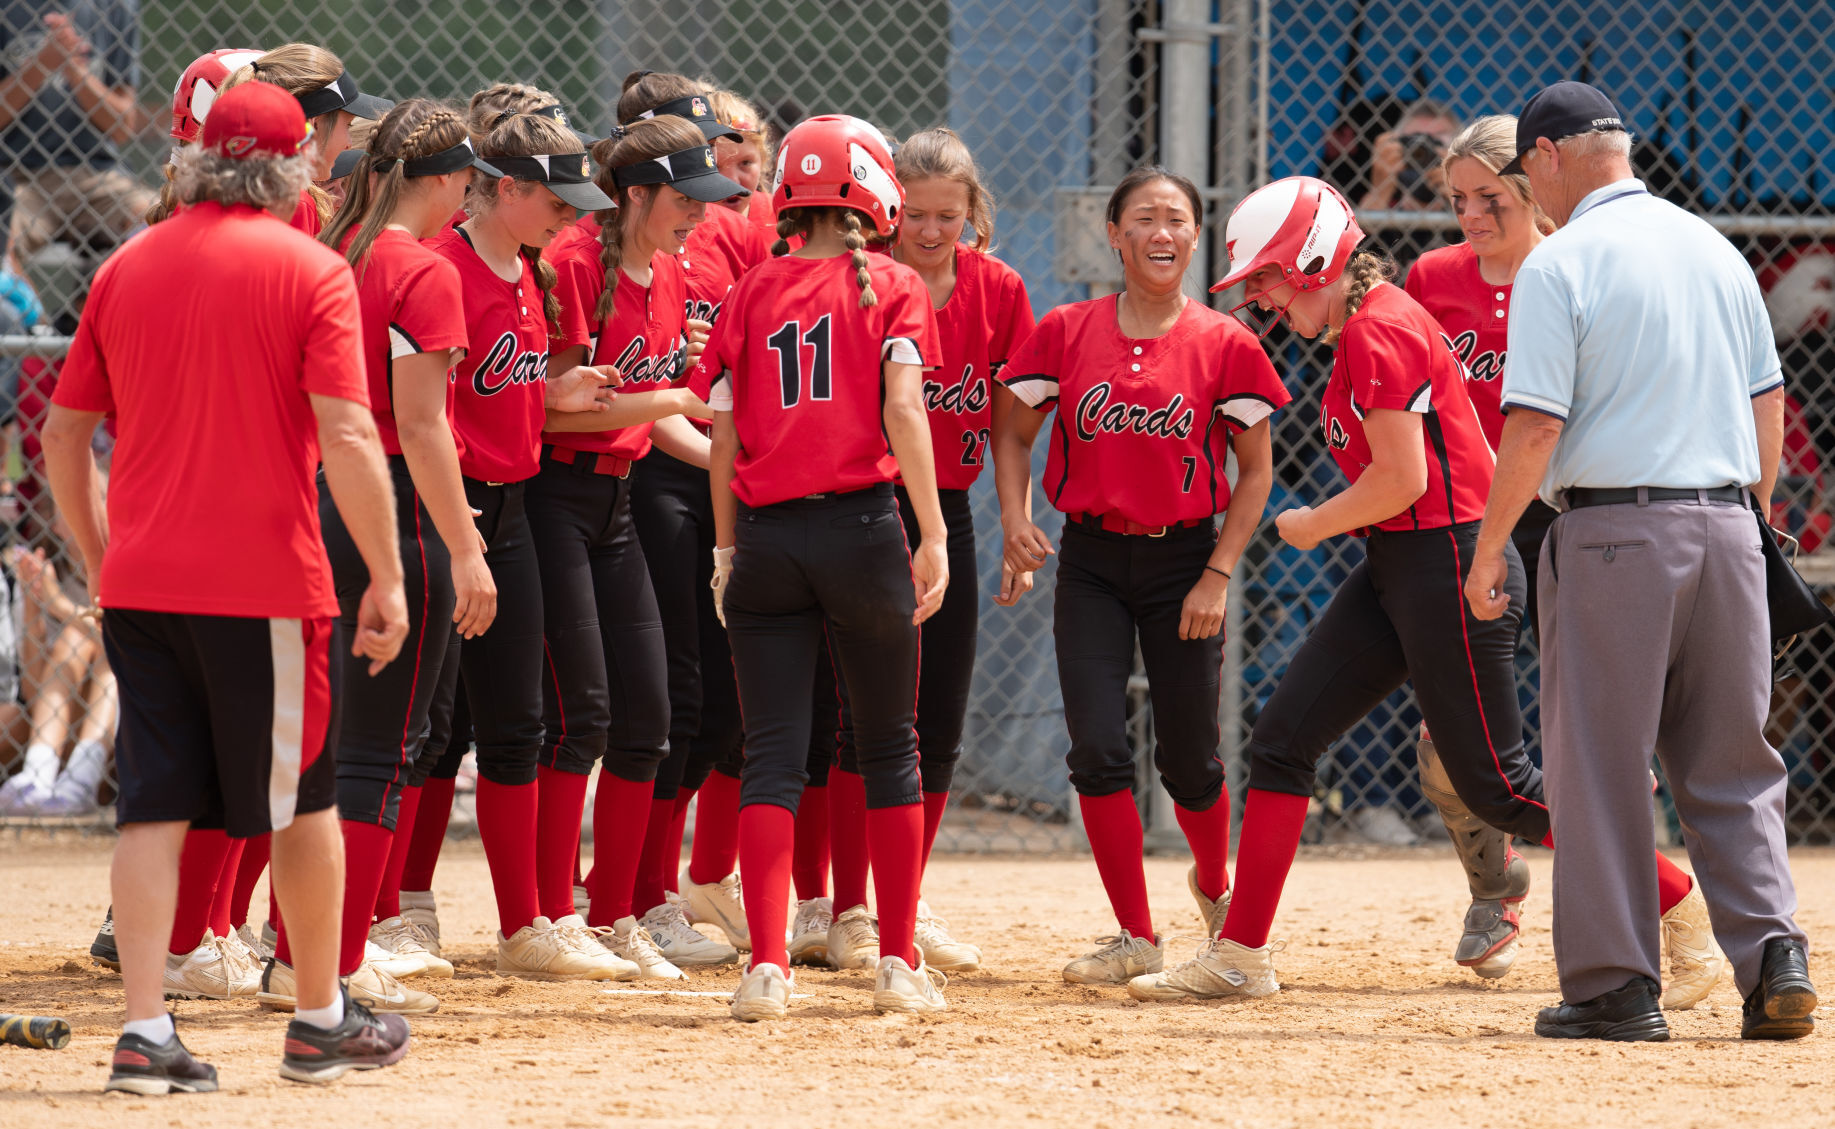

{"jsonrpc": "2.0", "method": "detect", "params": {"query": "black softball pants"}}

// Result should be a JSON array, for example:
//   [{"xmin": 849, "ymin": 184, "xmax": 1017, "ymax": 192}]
[
  {"xmin": 447, "ymin": 477, "xmax": 546, "ymax": 787},
  {"xmin": 525, "ymin": 451, "xmax": 671, "ymax": 782},
  {"xmin": 831, "ymin": 487, "xmax": 977, "ymax": 794},
  {"xmin": 726, "ymin": 484, "xmax": 920, "ymax": 814},
  {"xmin": 1247, "ymin": 521, "xmax": 1549, "ymax": 841},
  {"xmin": 1054, "ymin": 521, "xmax": 1227, "ymax": 811},
  {"xmin": 320, "ymin": 461, "xmax": 456, "ymax": 827},
  {"xmin": 1511, "ymin": 499, "xmax": 1559, "ymax": 645},
  {"xmin": 628, "ymin": 450, "xmax": 744, "ymax": 799},
  {"xmin": 408, "ymin": 635, "xmax": 465, "ymax": 786}
]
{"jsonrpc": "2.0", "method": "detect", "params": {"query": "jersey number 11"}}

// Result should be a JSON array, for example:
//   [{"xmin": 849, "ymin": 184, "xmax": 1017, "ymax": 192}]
[{"xmin": 768, "ymin": 315, "xmax": 833, "ymax": 408}]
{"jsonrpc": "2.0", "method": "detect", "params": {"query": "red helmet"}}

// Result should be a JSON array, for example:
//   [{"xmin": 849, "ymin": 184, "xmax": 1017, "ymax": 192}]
[
  {"xmin": 771, "ymin": 115, "xmax": 903, "ymax": 237},
  {"xmin": 1211, "ymin": 176, "xmax": 1364, "ymax": 337},
  {"xmin": 170, "ymin": 48, "xmax": 265, "ymax": 144}
]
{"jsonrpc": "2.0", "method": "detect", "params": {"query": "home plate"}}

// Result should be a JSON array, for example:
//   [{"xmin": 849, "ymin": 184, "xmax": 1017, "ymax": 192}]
[{"xmin": 600, "ymin": 988, "xmax": 814, "ymax": 998}]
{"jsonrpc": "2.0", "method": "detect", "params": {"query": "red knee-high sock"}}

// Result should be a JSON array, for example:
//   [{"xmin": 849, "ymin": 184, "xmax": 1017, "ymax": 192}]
[
  {"xmin": 535, "ymin": 766, "xmax": 590, "ymax": 922},
  {"xmin": 586, "ymin": 774, "xmax": 653, "ymax": 927},
  {"xmin": 208, "ymin": 836, "xmax": 245, "ymax": 939},
  {"xmin": 1220, "ymin": 789, "xmax": 1311, "ymax": 948},
  {"xmin": 866, "ymin": 802, "xmax": 923, "ymax": 967},
  {"xmin": 1078, "ymin": 791, "xmax": 1153, "ymax": 939},
  {"xmin": 827, "ymin": 769, "xmax": 871, "ymax": 912},
  {"xmin": 273, "ymin": 923, "xmax": 292, "ymax": 967},
  {"xmin": 1174, "ymin": 796, "xmax": 1233, "ymax": 906},
  {"xmin": 229, "ymin": 833, "xmax": 271, "ymax": 928},
  {"xmin": 792, "ymin": 784, "xmax": 831, "ymax": 900},
  {"xmin": 665, "ymin": 790, "xmax": 693, "ymax": 894},
  {"xmin": 373, "ymin": 784, "xmax": 421, "ymax": 920},
  {"xmin": 339, "ymin": 820, "xmax": 394, "ymax": 976},
  {"xmin": 633, "ymin": 795, "xmax": 680, "ymax": 917},
  {"xmin": 475, "ymin": 777, "xmax": 541, "ymax": 937},
  {"xmin": 401, "ymin": 776, "xmax": 455, "ymax": 892},
  {"xmin": 268, "ymin": 889, "xmax": 282, "ymax": 937},
  {"xmin": 738, "ymin": 803, "xmax": 795, "ymax": 970},
  {"xmin": 919, "ymin": 791, "xmax": 949, "ymax": 874},
  {"xmin": 687, "ymin": 770, "xmax": 742, "ymax": 886},
  {"xmin": 168, "ymin": 828, "xmax": 233, "ymax": 954},
  {"xmin": 1655, "ymin": 854, "xmax": 1694, "ymax": 915}
]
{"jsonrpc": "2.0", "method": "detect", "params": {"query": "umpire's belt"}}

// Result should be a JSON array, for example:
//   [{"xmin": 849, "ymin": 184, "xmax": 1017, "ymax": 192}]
[
  {"xmin": 542, "ymin": 444, "xmax": 632, "ymax": 479},
  {"xmin": 1562, "ymin": 485, "xmax": 1744, "ymax": 510}
]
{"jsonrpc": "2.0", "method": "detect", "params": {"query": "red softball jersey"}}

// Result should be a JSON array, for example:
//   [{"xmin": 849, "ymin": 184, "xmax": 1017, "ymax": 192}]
[
  {"xmin": 747, "ymin": 195, "xmax": 776, "ymax": 232},
  {"xmin": 1001, "ymin": 294, "xmax": 1289, "ymax": 527},
  {"xmin": 1404, "ymin": 242, "xmax": 1510, "ymax": 449},
  {"xmin": 52, "ymin": 201, "xmax": 366, "ymax": 618},
  {"xmin": 1320, "ymin": 282, "xmax": 1493, "ymax": 533},
  {"xmin": 546, "ymin": 233, "xmax": 691, "ymax": 465},
  {"xmin": 288, "ymin": 190, "xmax": 321, "ymax": 235},
  {"xmin": 916, "ymin": 245, "xmax": 1037, "ymax": 490},
  {"xmin": 691, "ymin": 253, "xmax": 941, "ymax": 507},
  {"xmin": 342, "ymin": 229, "xmax": 469, "ymax": 458},
  {"xmin": 679, "ymin": 200, "xmax": 771, "ymax": 325},
  {"xmin": 428, "ymin": 227, "xmax": 551, "ymax": 484}
]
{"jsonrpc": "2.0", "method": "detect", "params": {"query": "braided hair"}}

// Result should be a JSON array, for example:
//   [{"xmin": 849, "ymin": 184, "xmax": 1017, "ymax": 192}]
[
  {"xmin": 473, "ymin": 113, "xmax": 577, "ymax": 332},
  {"xmin": 1323, "ymin": 250, "xmax": 1396, "ymax": 346},
  {"xmin": 222, "ymin": 43, "xmax": 347, "ymax": 224},
  {"xmin": 771, "ymin": 206, "xmax": 877, "ymax": 308},
  {"xmin": 585, "ymin": 116, "xmax": 706, "ymax": 323},
  {"xmin": 320, "ymin": 100, "xmax": 470, "ymax": 275}
]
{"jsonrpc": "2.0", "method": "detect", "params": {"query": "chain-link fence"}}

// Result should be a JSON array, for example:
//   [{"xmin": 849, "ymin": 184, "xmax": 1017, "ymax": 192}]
[{"xmin": 1, "ymin": 2, "xmax": 1831, "ymax": 855}]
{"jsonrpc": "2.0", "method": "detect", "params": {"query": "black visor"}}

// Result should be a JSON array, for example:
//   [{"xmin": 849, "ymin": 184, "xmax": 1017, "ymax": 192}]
[
  {"xmin": 609, "ymin": 144, "xmax": 749, "ymax": 203},
  {"xmin": 637, "ymin": 94, "xmax": 739, "ymax": 142},
  {"xmin": 295, "ymin": 70, "xmax": 393, "ymax": 121},
  {"xmin": 489, "ymin": 150, "xmax": 614, "ymax": 211},
  {"xmin": 330, "ymin": 137, "xmax": 501, "ymax": 182}
]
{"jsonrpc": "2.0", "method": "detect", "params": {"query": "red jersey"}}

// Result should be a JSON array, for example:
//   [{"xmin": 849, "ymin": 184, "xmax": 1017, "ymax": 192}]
[
  {"xmin": 52, "ymin": 202, "xmax": 366, "ymax": 618},
  {"xmin": 915, "ymin": 246, "xmax": 1036, "ymax": 490},
  {"xmin": 1002, "ymin": 295, "xmax": 1289, "ymax": 526},
  {"xmin": 344, "ymin": 229, "xmax": 469, "ymax": 457},
  {"xmin": 1320, "ymin": 282, "xmax": 1493, "ymax": 533},
  {"xmin": 747, "ymin": 196, "xmax": 776, "ymax": 232},
  {"xmin": 692, "ymin": 253, "xmax": 941, "ymax": 507},
  {"xmin": 546, "ymin": 233, "xmax": 690, "ymax": 464},
  {"xmin": 1404, "ymin": 242, "xmax": 1510, "ymax": 449},
  {"xmin": 289, "ymin": 190, "xmax": 322, "ymax": 235},
  {"xmin": 429, "ymin": 227, "xmax": 551, "ymax": 483},
  {"xmin": 679, "ymin": 201, "xmax": 771, "ymax": 325}
]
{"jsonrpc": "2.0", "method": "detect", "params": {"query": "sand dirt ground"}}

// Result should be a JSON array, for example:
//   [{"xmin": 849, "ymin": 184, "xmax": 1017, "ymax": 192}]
[{"xmin": 0, "ymin": 837, "xmax": 1829, "ymax": 1128}]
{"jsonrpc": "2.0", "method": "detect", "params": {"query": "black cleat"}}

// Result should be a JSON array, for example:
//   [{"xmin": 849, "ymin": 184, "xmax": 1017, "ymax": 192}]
[
  {"xmin": 1535, "ymin": 976, "xmax": 1670, "ymax": 1042},
  {"xmin": 91, "ymin": 906, "xmax": 121, "ymax": 971},
  {"xmin": 1742, "ymin": 938, "xmax": 1817, "ymax": 1041},
  {"xmin": 103, "ymin": 1025, "xmax": 219, "ymax": 1095},
  {"xmin": 278, "ymin": 987, "xmax": 411, "ymax": 1084}
]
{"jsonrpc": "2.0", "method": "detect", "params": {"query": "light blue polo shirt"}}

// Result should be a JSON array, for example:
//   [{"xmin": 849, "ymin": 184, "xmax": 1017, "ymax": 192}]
[{"xmin": 1499, "ymin": 178, "xmax": 1783, "ymax": 502}]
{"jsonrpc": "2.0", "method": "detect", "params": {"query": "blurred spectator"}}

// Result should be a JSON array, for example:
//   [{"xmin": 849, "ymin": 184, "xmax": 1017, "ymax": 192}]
[
  {"xmin": 1359, "ymin": 99, "xmax": 1460, "ymax": 212},
  {"xmin": 0, "ymin": 543, "xmax": 114, "ymax": 814},
  {"xmin": 0, "ymin": 3, "xmax": 151, "ymax": 324}
]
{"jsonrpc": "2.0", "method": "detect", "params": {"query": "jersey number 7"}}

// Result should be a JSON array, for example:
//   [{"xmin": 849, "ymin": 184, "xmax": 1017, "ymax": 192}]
[{"xmin": 768, "ymin": 315, "xmax": 833, "ymax": 408}]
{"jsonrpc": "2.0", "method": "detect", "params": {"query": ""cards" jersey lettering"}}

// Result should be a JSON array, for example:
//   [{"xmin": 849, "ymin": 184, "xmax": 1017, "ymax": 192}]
[
  {"xmin": 923, "ymin": 365, "xmax": 988, "ymax": 416},
  {"xmin": 1074, "ymin": 382, "xmax": 1195, "ymax": 442},
  {"xmin": 1441, "ymin": 330, "xmax": 1505, "ymax": 384},
  {"xmin": 473, "ymin": 331, "xmax": 549, "ymax": 396}
]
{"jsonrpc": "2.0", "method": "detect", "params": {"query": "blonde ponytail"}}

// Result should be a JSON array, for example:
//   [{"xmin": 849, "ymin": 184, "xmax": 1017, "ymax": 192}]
[
  {"xmin": 842, "ymin": 210, "xmax": 877, "ymax": 309},
  {"xmin": 1323, "ymin": 250, "xmax": 1395, "ymax": 346}
]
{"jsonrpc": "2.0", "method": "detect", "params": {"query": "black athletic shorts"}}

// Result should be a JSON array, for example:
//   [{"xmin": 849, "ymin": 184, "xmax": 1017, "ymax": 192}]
[{"xmin": 104, "ymin": 608, "xmax": 341, "ymax": 838}]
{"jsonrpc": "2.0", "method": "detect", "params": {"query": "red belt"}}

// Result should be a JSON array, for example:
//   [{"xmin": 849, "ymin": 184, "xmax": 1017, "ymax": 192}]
[
  {"xmin": 1068, "ymin": 512, "xmax": 1209, "ymax": 538},
  {"xmin": 544, "ymin": 445, "xmax": 632, "ymax": 479}
]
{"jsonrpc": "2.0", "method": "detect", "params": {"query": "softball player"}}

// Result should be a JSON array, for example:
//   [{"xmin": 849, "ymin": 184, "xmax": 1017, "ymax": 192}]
[
  {"xmin": 615, "ymin": 70, "xmax": 766, "ymax": 949},
  {"xmin": 1125, "ymin": 176, "xmax": 1697, "ymax": 1003},
  {"xmin": 533, "ymin": 113, "xmax": 748, "ymax": 977},
  {"xmin": 697, "ymin": 115, "xmax": 950, "ymax": 1019},
  {"xmin": 706, "ymin": 89, "xmax": 773, "ymax": 226},
  {"xmin": 994, "ymin": 166, "xmax": 1287, "ymax": 986},
  {"xmin": 810, "ymin": 128, "xmax": 1038, "ymax": 974},
  {"xmin": 1403, "ymin": 117, "xmax": 1722, "ymax": 1005},
  {"xmin": 423, "ymin": 110, "xmax": 631, "ymax": 981}
]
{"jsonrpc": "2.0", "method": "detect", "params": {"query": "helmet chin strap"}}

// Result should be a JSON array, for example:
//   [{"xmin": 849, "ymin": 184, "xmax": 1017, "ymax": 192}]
[{"xmin": 1228, "ymin": 283, "xmax": 1299, "ymax": 340}]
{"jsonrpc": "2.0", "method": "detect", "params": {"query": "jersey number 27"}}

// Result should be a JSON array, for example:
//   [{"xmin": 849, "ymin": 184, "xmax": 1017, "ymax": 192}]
[{"xmin": 768, "ymin": 315, "xmax": 832, "ymax": 408}]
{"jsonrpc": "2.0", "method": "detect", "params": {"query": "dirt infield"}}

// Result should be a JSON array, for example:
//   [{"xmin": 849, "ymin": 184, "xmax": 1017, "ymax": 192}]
[{"xmin": 0, "ymin": 837, "xmax": 1828, "ymax": 1128}]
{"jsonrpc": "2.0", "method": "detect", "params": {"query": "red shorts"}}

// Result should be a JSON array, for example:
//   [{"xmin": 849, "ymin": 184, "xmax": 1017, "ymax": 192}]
[{"xmin": 102, "ymin": 609, "xmax": 341, "ymax": 837}]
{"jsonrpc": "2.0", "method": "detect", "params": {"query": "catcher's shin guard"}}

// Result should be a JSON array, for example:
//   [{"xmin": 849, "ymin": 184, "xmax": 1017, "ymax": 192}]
[{"xmin": 1419, "ymin": 734, "xmax": 1530, "ymax": 978}]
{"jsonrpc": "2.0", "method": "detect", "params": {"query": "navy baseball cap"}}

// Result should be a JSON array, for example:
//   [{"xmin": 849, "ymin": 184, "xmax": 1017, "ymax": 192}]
[{"xmin": 1499, "ymin": 81, "xmax": 1626, "ymax": 175}]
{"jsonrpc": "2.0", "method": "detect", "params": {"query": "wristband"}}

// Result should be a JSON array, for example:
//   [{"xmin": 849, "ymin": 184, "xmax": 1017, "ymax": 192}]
[{"xmin": 1205, "ymin": 565, "xmax": 1231, "ymax": 581}]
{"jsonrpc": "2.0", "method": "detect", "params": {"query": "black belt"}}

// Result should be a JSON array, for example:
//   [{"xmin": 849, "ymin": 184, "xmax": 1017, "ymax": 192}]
[{"xmin": 1563, "ymin": 486, "xmax": 1744, "ymax": 510}]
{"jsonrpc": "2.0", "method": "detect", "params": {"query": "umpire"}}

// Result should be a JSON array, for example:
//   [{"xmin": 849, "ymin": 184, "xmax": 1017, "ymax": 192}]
[{"xmin": 1465, "ymin": 81, "xmax": 1816, "ymax": 1042}]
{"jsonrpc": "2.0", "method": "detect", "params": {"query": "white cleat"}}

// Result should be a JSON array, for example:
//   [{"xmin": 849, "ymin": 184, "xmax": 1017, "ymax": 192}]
[
  {"xmin": 573, "ymin": 883, "xmax": 591, "ymax": 919},
  {"xmin": 826, "ymin": 905, "xmax": 881, "ymax": 971},
  {"xmin": 1127, "ymin": 937, "xmax": 1283, "ymax": 1001},
  {"xmin": 873, "ymin": 954, "xmax": 948, "ymax": 1014},
  {"xmin": 788, "ymin": 897, "xmax": 834, "ymax": 968},
  {"xmin": 1660, "ymin": 884, "xmax": 1727, "ymax": 1010},
  {"xmin": 399, "ymin": 890, "xmax": 441, "ymax": 957},
  {"xmin": 1062, "ymin": 930, "xmax": 1163, "ymax": 985},
  {"xmin": 347, "ymin": 959, "xmax": 440, "ymax": 1014},
  {"xmin": 363, "ymin": 937, "xmax": 423, "ymax": 981},
  {"xmin": 498, "ymin": 915, "xmax": 626, "ymax": 981},
  {"xmin": 730, "ymin": 962, "xmax": 792, "ymax": 1021},
  {"xmin": 679, "ymin": 868, "xmax": 750, "ymax": 950},
  {"xmin": 219, "ymin": 928, "xmax": 264, "ymax": 986},
  {"xmin": 913, "ymin": 899, "xmax": 981, "ymax": 972},
  {"xmin": 1187, "ymin": 867, "xmax": 1231, "ymax": 938},
  {"xmin": 163, "ymin": 936, "xmax": 259, "ymax": 1000},
  {"xmin": 594, "ymin": 916, "xmax": 686, "ymax": 981},
  {"xmin": 370, "ymin": 915, "xmax": 455, "ymax": 979},
  {"xmin": 641, "ymin": 893, "xmax": 740, "ymax": 966},
  {"xmin": 257, "ymin": 957, "xmax": 297, "ymax": 1011}
]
